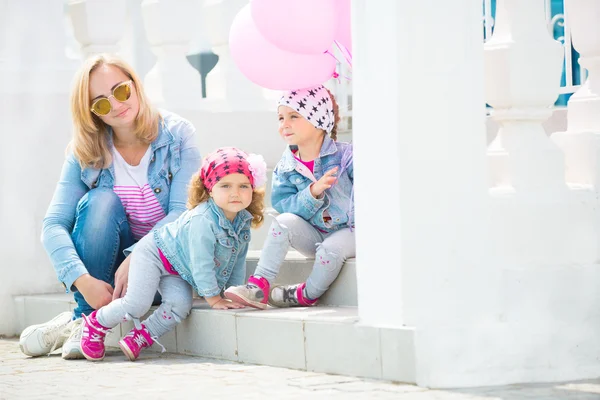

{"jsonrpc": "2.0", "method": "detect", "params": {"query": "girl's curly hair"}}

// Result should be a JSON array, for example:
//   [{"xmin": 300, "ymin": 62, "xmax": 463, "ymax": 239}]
[
  {"xmin": 186, "ymin": 172, "xmax": 265, "ymax": 228},
  {"xmin": 325, "ymin": 88, "xmax": 341, "ymax": 141}
]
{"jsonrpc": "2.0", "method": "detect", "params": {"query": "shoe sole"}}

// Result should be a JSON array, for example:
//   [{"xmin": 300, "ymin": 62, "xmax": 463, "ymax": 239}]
[
  {"xmin": 62, "ymin": 348, "xmax": 85, "ymax": 360},
  {"xmin": 119, "ymin": 341, "xmax": 137, "ymax": 362},
  {"xmin": 82, "ymin": 350, "xmax": 104, "ymax": 361},
  {"xmin": 18, "ymin": 314, "xmax": 73, "ymax": 357},
  {"xmin": 224, "ymin": 292, "xmax": 268, "ymax": 310}
]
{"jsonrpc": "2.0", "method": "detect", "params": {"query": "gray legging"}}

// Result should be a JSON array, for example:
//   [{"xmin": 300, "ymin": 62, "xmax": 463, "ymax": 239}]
[
  {"xmin": 254, "ymin": 213, "xmax": 356, "ymax": 300},
  {"xmin": 97, "ymin": 234, "xmax": 193, "ymax": 338}
]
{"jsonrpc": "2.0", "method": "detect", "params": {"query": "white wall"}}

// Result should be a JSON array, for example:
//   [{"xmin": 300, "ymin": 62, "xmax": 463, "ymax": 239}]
[{"xmin": 0, "ymin": 0, "xmax": 78, "ymax": 335}]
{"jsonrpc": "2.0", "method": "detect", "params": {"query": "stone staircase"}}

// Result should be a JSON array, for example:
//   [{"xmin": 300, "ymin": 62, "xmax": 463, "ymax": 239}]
[{"xmin": 13, "ymin": 253, "xmax": 414, "ymax": 383}]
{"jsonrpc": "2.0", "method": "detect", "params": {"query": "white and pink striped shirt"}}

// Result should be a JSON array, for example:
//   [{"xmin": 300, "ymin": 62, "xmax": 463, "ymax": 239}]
[{"xmin": 112, "ymin": 146, "xmax": 166, "ymax": 240}]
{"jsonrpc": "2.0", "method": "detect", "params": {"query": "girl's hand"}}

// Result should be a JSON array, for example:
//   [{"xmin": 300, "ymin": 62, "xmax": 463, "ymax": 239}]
[
  {"xmin": 310, "ymin": 167, "xmax": 338, "ymax": 198},
  {"xmin": 206, "ymin": 296, "xmax": 246, "ymax": 310},
  {"xmin": 112, "ymin": 255, "xmax": 131, "ymax": 300}
]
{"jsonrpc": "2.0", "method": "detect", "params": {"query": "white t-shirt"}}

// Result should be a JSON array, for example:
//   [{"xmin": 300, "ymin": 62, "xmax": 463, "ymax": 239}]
[{"xmin": 112, "ymin": 146, "xmax": 166, "ymax": 240}]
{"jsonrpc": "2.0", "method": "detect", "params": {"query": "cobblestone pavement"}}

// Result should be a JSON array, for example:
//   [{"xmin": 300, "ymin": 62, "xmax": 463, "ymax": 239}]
[{"xmin": 1, "ymin": 339, "xmax": 599, "ymax": 399}]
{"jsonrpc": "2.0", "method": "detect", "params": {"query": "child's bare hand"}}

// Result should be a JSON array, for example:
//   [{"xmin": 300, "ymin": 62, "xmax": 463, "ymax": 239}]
[
  {"xmin": 210, "ymin": 298, "xmax": 246, "ymax": 310},
  {"xmin": 310, "ymin": 167, "xmax": 338, "ymax": 198}
]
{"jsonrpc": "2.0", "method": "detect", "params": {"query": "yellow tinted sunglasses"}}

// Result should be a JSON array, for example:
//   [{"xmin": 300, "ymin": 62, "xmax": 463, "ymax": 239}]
[{"xmin": 90, "ymin": 80, "xmax": 133, "ymax": 116}]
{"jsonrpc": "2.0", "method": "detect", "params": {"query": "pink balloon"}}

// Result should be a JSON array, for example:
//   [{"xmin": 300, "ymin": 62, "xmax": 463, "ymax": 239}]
[
  {"xmin": 230, "ymin": 5, "xmax": 336, "ymax": 91},
  {"xmin": 334, "ymin": 0, "xmax": 352, "ymax": 52},
  {"xmin": 250, "ymin": 0, "xmax": 336, "ymax": 55}
]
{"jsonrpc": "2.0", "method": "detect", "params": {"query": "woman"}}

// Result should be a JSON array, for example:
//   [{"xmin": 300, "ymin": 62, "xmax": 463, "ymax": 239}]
[{"xmin": 19, "ymin": 54, "xmax": 201, "ymax": 359}]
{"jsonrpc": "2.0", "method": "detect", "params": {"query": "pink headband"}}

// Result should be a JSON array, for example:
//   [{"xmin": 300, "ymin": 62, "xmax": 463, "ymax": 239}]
[{"xmin": 200, "ymin": 147, "xmax": 267, "ymax": 191}]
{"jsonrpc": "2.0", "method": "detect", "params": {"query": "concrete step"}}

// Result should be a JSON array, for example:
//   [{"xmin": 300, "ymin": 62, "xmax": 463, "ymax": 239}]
[
  {"xmin": 13, "ymin": 293, "xmax": 414, "ymax": 384},
  {"xmin": 246, "ymin": 251, "xmax": 357, "ymax": 307}
]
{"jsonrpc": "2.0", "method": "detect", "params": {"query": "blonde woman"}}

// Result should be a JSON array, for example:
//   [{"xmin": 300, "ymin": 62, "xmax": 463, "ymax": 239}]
[{"xmin": 19, "ymin": 54, "xmax": 201, "ymax": 360}]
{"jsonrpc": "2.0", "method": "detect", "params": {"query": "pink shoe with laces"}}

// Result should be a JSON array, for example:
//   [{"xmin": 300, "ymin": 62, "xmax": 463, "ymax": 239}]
[
  {"xmin": 119, "ymin": 323, "xmax": 159, "ymax": 361},
  {"xmin": 80, "ymin": 311, "xmax": 110, "ymax": 361}
]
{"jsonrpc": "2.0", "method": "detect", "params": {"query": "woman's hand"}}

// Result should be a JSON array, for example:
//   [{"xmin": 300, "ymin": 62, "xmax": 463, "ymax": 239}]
[
  {"xmin": 112, "ymin": 255, "xmax": 132, "ymax": 300},
  {"xmin": 206, "ymin": 295, "xmax": 246, "ymax": 310},
  {"xmin": 74, "ymin": 274, "xmax": 114, "ymax": 310}
]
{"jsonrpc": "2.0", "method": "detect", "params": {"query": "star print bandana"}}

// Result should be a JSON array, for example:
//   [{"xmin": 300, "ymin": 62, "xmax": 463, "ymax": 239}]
[
  {"xmin": 200, "ymin": 147, "xmax": 267, "ymax": 191},
  {"xmin": 277, "ymin": 85, "xmax": 335, "ymax": 134}
]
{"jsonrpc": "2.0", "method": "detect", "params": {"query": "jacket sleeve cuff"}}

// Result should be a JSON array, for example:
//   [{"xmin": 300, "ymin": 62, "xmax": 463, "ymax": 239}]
[
  {"xmin": 197, "ymin": 287, "xmax": 222, "ymax": 298},
  {"xmin": 59, "ymin": 262, "xmax": 88, "ymax": 293},
  {"xmin": 123, "ymin": 243, "xmax": 136, "ymax": 258},
  {"xmin": 299, "ymin": 185, "xmax": 324, "ymax": 214}
]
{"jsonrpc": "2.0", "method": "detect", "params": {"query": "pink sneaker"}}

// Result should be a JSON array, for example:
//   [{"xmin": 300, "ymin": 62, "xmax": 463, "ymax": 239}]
[
  {"xmin": 119, "ymin": 324, "xmax": 155, "ymax": 361},
  {"xmin": 80, "ymin": 311, "xmax": 110, "ymax": 361},
  {"xmin": 224, "ymin": 275, "xmax": 270, "ymax": 310}
]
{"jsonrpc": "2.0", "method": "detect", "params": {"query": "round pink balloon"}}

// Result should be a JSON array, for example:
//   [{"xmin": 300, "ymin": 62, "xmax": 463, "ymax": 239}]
[
  {"xmin": 334, "ymin": 0, "xmax": 352, "ymax": 52},
  {"xmin": 230, "ymin": 5, "xmax": 336, "ymax": 91},
  {"xmin": 250, "ymin": 0, "xmax": 336, "ymax": 55}
]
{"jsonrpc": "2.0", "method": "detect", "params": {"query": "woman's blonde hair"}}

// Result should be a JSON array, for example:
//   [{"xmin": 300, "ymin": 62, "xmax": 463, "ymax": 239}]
[
  {"xmin": 69, "ymin": 53, "xmax": 161, "ymax": 168},
  {"xmin": 187, "ymin": 172, "xmax": 265, "ymax": 228}
]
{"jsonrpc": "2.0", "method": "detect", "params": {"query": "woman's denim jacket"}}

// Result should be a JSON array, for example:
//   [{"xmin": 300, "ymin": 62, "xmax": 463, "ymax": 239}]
[
  {"xmin": 272, "ymin": 135, "xmax": 354, "ymax": 233},
  {"xmin": 154, "ymin": 199, "xmax": 252, "ymax": 298},
  {"xmin": 41, "ymin": 110, "xmax": 201, "ymax": 293}
]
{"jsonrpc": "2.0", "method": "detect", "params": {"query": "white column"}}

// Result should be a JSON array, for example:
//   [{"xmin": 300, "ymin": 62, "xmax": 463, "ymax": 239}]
[
  {"xmin": 201, "ymin": 0, "xmax": 271, "ymax": 111},
  {"xmin": 552, "ymin": 0, "xmax": 600, "ymax": 187},
  {"xmin": 141, "ymin": 0, "xmax": 203, "ymax": 110},
  {"xmin": 68, "ymin": 0, "xmax": 128, "ymax": 57},
  {"xmin": 485, "ymin": 0, "xmax": 565, "ymax": 193},
  {"xmin": 0, "ymin": 0, "xmax": 77, "ymax": 335},
  {"xmin": 353, "ymin": 0, "xmax": 491, "ymax": 329}
]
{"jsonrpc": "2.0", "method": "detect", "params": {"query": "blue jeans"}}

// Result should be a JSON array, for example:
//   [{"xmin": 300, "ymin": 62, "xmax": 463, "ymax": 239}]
[{"xmin": 71, "ymin": 189, "xmax": 135, "ymax": 318}]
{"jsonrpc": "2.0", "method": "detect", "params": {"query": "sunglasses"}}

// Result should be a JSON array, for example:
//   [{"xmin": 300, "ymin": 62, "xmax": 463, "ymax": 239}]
[{"xmin": 90, "ymin": 80, "xmax": 133, "ymax": 116}]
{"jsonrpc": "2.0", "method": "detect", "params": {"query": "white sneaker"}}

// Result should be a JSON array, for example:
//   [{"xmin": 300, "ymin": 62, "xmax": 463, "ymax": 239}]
[
  {"xmin": 19, "ymin": 312, "xmax": 73, "ymax": 357},
  {"xmin": 61, "ymin": 318, "xmax": 85, "ymax": 360}
]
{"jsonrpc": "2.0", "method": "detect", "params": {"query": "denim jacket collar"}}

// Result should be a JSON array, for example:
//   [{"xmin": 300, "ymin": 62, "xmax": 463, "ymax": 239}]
[
  {"xmin": 207, "ymin": 198, "xmax": 252, "ymax": 235},
  {"xmin": 81, "ymin": 117, "xmax": 174, "ymax": 187},
  {"xmin": 279, "ymin": 135, "xmax": 338, "ymax": 173},
  {"xmin": 106, "ymin": 117, "xmax": 173, "ymax": 153}
]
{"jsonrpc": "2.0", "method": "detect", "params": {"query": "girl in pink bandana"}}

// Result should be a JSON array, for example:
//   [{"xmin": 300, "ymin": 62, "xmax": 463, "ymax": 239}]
[
  {"xmin": 78, "ymin": 147, "xmax": 267, "ymax": 362},
  {"xmin": 225, "ymin": 85, "xmax": 355, "ymax": 309}
]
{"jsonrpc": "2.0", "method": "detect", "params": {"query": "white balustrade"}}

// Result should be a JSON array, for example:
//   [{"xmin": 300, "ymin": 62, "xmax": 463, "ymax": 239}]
[
  {"xmin": 552, "ymin": 0, "xmax": 600, "ymax": 187},
  {"xmin": 485, "ymin": 0, "xmax": 566, "ymax": 192},
  {"xmin": 68, "ymin": 0, "xmax": 127, "ymax": 57},
  {"xmin": 141, "ymin": 0, "xmax": 203, "ymax": 110}
]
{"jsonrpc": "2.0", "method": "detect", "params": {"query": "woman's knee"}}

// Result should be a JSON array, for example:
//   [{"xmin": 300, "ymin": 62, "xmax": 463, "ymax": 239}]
[{"xmin": 77, "ymin": 188, "xmax": 125, "ymax": 221}]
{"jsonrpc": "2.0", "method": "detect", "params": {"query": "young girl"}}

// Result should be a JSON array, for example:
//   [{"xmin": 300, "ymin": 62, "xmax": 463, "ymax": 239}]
[
  {"xmin": 78, "ymin": 147, "xmax": 267, "ymax": 361},
  {"xmin": 225, "ymin": 84, "xmax": 355, "ymax": 309}
]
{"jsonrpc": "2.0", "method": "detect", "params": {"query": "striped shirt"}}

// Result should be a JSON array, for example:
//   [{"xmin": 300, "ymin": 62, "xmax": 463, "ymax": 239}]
[{"xmin": 112, "ymin": 146, "xmax": 166, "ymax": 240}]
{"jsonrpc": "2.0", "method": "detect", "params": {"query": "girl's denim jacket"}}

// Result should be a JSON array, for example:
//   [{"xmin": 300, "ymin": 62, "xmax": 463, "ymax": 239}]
[
  {"xmin": 272, "ymin": 135, "xmax": 354, "ymax": 233},
  {"xmin": 41, "ymin": 110, "xmax": 201, "ymax": 293},
  {"xmin": 154, "ymin": 199, "xmax": 253, "ymax": 298}
]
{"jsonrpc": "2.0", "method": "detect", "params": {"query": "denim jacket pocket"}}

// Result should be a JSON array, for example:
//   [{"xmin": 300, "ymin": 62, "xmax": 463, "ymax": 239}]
[
  {"xmin": 289, "ymin": 173, "xmax": 310, "ymax": 190},
  {"xmin": 239, "ymin": 229, "xmax": 251, "ymax": 244},
  {"xmin": 215, "ymin": 236, "xmax": 234, "ymax": 263}
]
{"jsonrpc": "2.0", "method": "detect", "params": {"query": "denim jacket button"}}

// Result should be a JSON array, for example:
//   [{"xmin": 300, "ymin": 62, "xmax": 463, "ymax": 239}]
[
  {"xmin": 154, "ymin": 187, "xmax": 161, "ymax": 194},
  {"xmin": 232, "ymin": 248, "xmax": 236, "ymax": 253},
  {"xmin": 168, "ymin": 172, "xmax": 173, "ymax": 180},
  {"xmin": 222, "ymin": 270, "xmax": 228, "ymax": 276},
  {"xmin": 244, "ymin": 234, "xmax": 249, "ymax": 241}
]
